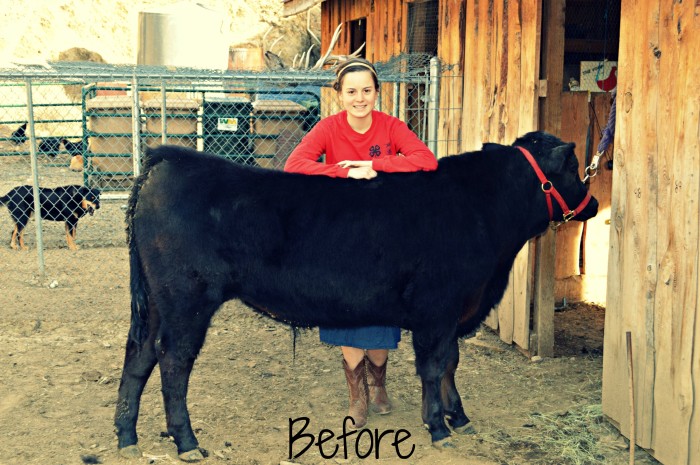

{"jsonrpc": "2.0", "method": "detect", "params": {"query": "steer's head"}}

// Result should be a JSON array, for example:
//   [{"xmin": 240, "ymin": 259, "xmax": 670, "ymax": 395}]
[{"xmin": 513, "ymin": 131, "xmax": 599, "ymax": 224}]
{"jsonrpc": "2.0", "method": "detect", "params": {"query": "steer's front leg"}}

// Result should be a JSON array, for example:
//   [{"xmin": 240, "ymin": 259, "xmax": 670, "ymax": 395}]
[
  {"xmin": 413, "ymin": 331, "xmax": 454, "ymax": 446},
  {"xmin": 420, "ymin": 376, "xmax": 452, "ymax": 444},
  {"xmin": 441, "ymin": 337, "xmax": 473, "ymax": 433}
]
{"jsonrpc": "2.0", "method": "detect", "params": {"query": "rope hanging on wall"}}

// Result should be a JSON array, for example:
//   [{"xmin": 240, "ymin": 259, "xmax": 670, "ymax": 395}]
[
  {"xmin": 597, "ymin": 90, "xmax": 617, "ymax": 154},
  {"xmin": 583, "ymin": 90, "xmax": 617, "ymax": 182}
]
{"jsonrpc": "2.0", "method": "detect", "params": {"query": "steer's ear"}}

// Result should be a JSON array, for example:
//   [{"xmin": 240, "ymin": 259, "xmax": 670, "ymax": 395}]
[{"xmin": 541, "ymin": 143, "xmax": 576, "ymax": 174}]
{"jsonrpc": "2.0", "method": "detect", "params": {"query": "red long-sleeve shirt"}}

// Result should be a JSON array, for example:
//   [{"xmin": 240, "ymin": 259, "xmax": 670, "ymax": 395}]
[{"xmin": 284, "ymin": 110, "xmax": 437, "ymax": 177}]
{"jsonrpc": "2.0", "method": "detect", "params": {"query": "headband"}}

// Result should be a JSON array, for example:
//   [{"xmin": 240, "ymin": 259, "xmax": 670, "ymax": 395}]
[{"xmin": 337, "ymin": 61, "xmax": 378, "ymax": 78}]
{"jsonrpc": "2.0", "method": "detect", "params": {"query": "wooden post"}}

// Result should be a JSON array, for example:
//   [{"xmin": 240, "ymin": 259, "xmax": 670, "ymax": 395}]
[
  {"xmin": 533, "ymin": 228, "xmax": 556, "ymax": 357},
  {"xmin": 531, "ymin": 0, "xmax": 565, "ymax": 358}
]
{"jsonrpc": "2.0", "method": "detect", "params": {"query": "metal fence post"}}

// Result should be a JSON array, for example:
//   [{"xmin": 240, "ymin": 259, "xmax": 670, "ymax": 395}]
[
  {"xmin": 160, "ymin": 81, "xmax": 168, "ymax": 145},
  {"xmin": 427, "ymin": 56, "xmax": 440, "ymax": 156},
  {"xmin": 392, "ymin": 83, "xmax": 400, "ymax": 119},
  {"xmin": 132, "ymin": 75, "xmax": 142, "ymax": 176},
  {"xmin": 25, "ymin": 77, "xmax": 45, "ymax": 276}
]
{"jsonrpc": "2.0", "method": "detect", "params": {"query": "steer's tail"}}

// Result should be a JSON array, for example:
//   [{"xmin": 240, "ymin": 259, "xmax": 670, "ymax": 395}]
[
  {"xmin": 125, "ymin": 149, "xmax": 162, "ymax": 347},
  {"xmin": 128, "ymin": 242, "xmax": 150, "ymax": 347}
]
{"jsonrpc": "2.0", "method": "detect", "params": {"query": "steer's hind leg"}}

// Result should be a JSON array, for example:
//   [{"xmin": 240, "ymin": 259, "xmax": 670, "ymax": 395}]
[
  {"xmin": 441, "ymin": 337, "xmax": 473, "ymax": 433},
  {"xmin": 413, "ymin": 330, "xmax": 454, "ymax": 446},
  {"xmin": 115, "ymin": 329, "xmax": 158, "ymax": 457},
  {"xmin": 157, "ymin": 301, "xmax": 220, "ymax": 461}
]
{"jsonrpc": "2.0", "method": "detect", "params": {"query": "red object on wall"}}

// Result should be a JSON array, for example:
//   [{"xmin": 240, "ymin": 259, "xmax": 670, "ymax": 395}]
[{"xmin": 596, "ymin": 66, "xmax": 617, "ymax": 91}]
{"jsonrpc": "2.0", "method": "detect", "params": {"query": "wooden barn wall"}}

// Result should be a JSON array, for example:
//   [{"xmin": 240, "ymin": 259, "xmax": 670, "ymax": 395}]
[
  {"xmin": 461, "ymin": 0, "xmax": 542, "ymax": 352},
  {"xmin": 436, "ymin": 0, "xmax": 465, "ymax": 158},
  {"xmin": 602, "ymin": 0, "xmax": 700, "ymax": 463}
]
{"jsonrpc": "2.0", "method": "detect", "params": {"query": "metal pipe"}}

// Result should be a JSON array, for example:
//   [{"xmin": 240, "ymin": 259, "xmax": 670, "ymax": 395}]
[
  {"xmin": 25, "ymin": 78, "xmax": 45, "ymax": 276},
  {"xmin": 392, "ymin": 82, "xmax": 400, "ymax": 118},
  {"xmin": 131, "ymin": 75, "xmax": 142, "ymax": 176},
  {"xmin": 427, "ymin": 57, "xmax": 440, "ymax": 156},
  {"xmin": 161, "ymin": 82, "xmax": 167, "ymax": 145}
]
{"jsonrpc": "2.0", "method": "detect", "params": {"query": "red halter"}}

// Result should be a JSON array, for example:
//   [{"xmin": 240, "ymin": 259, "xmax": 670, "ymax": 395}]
[{"xmin": 516, "ymin": 146, "xmax": 592, "ymax": 225}]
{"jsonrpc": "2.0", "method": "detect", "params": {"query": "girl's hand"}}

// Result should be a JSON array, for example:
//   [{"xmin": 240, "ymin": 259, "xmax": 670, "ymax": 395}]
[
  {"xmin": 347, "ymin": 166, "xmax": 377, "ymax": 180},
  {"xmin": 337, "ymin": 160, "xmax": 372, "ymax": 169}
]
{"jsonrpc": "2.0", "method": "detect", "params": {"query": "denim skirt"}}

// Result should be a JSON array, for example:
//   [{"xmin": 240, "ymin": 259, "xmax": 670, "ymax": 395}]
[{"xmin": 319, "ymin": 325, "xmax": 401, "ymax": 350}]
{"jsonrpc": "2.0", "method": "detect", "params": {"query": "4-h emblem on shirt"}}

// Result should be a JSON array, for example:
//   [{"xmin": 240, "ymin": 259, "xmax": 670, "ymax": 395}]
[{"xmin": 369, "ymin": 145, "xmax": 381, "ymax": 157}]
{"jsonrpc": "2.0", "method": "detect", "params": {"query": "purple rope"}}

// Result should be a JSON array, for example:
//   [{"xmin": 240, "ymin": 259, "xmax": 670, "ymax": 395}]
[{"xmin": 597, "ymin": 91, "xmax": 617, "ymax": 153}]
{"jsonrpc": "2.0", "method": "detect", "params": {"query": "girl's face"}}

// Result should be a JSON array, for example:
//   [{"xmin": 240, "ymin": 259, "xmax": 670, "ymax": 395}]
[{"xmin": 337, "ymin": 70, "xmax": 378, "ymax": 120}]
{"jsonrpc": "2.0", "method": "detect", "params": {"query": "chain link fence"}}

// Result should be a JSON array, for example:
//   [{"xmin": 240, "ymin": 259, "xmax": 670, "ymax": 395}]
[{"xmin": 0, "ymin": 54, "xmax": 460, "ymax": 269}]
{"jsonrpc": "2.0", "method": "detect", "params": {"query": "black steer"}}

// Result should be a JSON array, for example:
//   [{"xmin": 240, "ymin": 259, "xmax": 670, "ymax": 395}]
[{"xmin": 115, "ymin": 131, "xmax": 598, "ymax": 461}]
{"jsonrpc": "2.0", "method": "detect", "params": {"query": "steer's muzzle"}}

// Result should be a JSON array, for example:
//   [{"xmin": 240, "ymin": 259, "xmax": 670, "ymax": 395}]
[{"xmin": 575, "ymin": 195, "xmax": 598, "ymax": 222}]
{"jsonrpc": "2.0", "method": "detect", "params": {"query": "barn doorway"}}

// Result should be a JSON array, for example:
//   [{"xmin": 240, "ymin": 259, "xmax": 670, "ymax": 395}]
[
  {"xmin": 540, "ymin": 0, "xmax": 620, "ymax": 306},
  {"xmin": 539, "ymin": 0, "xmax": 620, "ymax": 355}
]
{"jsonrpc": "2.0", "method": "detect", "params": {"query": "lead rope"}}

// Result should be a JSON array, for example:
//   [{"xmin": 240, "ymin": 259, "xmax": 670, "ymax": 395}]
[{"xmin": 583, "ymin": 90, "xmax": 617, "ymax": 182}]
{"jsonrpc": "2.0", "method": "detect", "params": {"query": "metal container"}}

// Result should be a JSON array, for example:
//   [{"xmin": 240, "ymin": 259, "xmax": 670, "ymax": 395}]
[
  {"xmin": 202, "ymin": 94, "xmax": 255, "ymax": 165},
  {"xmin": 137, "ymin": 2, "xmax": 229, "ymax": 70}
]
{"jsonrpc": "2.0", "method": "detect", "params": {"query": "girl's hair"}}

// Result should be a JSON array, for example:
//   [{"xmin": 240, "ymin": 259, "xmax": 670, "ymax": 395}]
[{"xmin": 332, "ymin": 58, "xmax": 380, "ymax": 92}]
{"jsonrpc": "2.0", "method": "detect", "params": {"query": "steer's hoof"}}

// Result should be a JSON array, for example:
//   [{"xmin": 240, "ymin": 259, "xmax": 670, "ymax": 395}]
[
  {"xmin": 118, "ymin": 445, "xmax": 142, "ymax": 459},
  {"xmin": 453, "ymin": 422, "xmax": 477, "ymax": 435},
  {"xmin": 432, "ymin": 437, "xmax": 456, "ymax": 450},
  {"xmin": 178, "ymin": 448, "xmax": 206, "ymax": 462}
]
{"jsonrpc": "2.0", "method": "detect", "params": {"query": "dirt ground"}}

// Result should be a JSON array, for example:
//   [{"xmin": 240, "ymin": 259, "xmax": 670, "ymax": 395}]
[
  {"xmin": 0, "ymin": 248, "xmax": 660, "ymax": 465},
  {"xmin": 0, "ymin": 156, "xmax": 661, "ymax": 465}
]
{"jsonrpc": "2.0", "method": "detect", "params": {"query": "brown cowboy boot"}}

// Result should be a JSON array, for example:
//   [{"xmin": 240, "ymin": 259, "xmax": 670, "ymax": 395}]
[
  {"xmin": 366, "ymin": 356, "xmax": 392, "ymax": 414},
  {"xmin": 342, "ymin": 358, "xmax": 369, "ymax": 429}
]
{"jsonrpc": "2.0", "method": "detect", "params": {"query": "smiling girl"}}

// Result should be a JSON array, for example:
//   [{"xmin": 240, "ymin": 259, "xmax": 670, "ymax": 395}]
[{"xmin": 284, "ymin": 58, "xmax": 437, "ymax": 429}]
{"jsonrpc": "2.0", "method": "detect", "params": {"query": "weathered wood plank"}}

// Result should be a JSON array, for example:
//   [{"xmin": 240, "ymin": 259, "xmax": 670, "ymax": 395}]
[
  {"xmin": 534, "ymin": 228, "xmax": 556, "ymax": 357},
  {"xmin": 647, "ymin": 42, "xmax": 674, "ymax": 449},
  {"xmin": 539, "ymin": 0, "xmax": 565, "ymax": 135},
  {"xmin": 602, "ymin": 0, "xmax": 700, "ymax": 462},
  {"xmin": 648, "ymin": 1, "xmax": 699, "ymax": 463},
  {"xmin": 513, "ymin": 241, "xmax": 535, "ymax": 350},
  {"xmin": 462, "ymin": 0, "xmax": 473, "ymax": 151},
  {"xmin": 555, "ymin": 94, "xmax": 588, "ymax": 285},
  {"xmin": 507, "ymin": 1, "xmax": 534, "ymax": 350},
  {"xmin": 602, "ymin": 0, "xmax": 641, "ymax": 446},
  {"xmin": 518, "ymin": 0, "xmax": 541, "ymax": 132},
  {"xmin": 628, "ymin": 0, "xmax": 659, "ymax": 449},
  {"xmin": 437, "ymin": 0, "xmax": 465, "ymax": 158}
]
